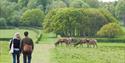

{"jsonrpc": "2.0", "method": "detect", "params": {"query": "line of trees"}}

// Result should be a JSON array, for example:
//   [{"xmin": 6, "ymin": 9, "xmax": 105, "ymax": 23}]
[
  {"xmin": 0, "ymin": 0, "xmax": 125, "ymax": 37},
  {"xmin": 43, "ymin": 8, "xmax": 119, "ymax": 37},
  {"xmin": 0, "ymin": 0, "xmax": 125, "ymax": 27}
]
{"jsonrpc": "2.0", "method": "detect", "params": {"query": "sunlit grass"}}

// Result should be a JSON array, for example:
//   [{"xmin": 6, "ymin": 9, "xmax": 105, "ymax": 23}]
[
  {"xmin": 0, "ymin": 29, "xmax": 39, "ymax": 41},
  {"xmin": 52, "ymin": 43, "xmax": 125, "ymax": 63}
]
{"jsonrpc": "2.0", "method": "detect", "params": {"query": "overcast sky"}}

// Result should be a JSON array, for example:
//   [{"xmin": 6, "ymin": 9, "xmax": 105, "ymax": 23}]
[{"xmin": 99, "ymin": 0, "xmax": 118, "ymax": 2}]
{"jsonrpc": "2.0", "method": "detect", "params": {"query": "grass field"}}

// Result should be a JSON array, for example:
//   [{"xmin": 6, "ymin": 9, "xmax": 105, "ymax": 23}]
[
  {"xmin": 0, "ymin": 29, "xmax": 125, "ymax": 63},
  {"xmin": 0, "ymin": 28, "xmax": 40, "ymax": 41},
  {"xmin": 52, "ymin": 43, "xmax": 125, "ymax": 63},
  {"xmin": 0, "ymin": 41, "xmax": 11, "ymax": 63},
  {"xmin": 1, "ymin": 41, "xmax": 125, "ymax": 63}
]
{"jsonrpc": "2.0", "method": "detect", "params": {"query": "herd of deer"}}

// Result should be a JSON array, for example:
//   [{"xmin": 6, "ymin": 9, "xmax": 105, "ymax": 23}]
[{"xmin": 55, "ymin": 37, "xmax": 98, "ymax": 48}]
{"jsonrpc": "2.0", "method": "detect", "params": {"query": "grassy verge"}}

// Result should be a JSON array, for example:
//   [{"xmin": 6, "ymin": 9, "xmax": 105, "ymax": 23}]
[
  {"xmin": 0, "ymin": 41, "xmax": 11, "ymax": 63},
  {"xmin": 52, "ymin": 43, "xmax": 125, "ymax": 63}
]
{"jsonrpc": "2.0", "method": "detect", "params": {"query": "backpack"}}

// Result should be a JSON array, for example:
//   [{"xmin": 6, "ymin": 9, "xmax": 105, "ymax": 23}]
[{"xmin": 23, "ymin": 43, "xmax": 32, "ymax": 54}]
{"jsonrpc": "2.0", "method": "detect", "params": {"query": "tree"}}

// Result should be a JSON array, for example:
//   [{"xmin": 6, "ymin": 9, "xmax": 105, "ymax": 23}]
[
  {"xmin": 0, "ymin": 18, "xmax": 7, "ymax": 28},
  {"xmin": 46, "ymin": 0, "xmax": 67, "ymax": 13},
  {"xmin": 36, "ymin": 0, "xmax": 51, "ymax": 13},
  {"xmin": 21, "ymin": 9, "xmax": 44, "ymax": 27},
  {"xmin": 97, "ymin": 23, "xmax": 124, "ymax": 38},
  {"xmin": 43, "ymin": 8, "xmax": 117, "ymax": 37},
  {"xmin": 8, "ymin": 11, "xmax": 21, "ymax": 26},
  {"xmin": 99, "ymin": 2, "xmax": 117, "ymax": 17},
  {"xmin": 69, "ymin": 0, "xmax": 90, "ymax": 8},
  {"xmin": 115, "ymin": 0, "xmax": 125, "ymax": 25},
  {"xmin": 83, "ymin": 0, "xmax": 99, "ymax": 8},
  {"xmin": 61, "ymin": 0, "xmax": 70, "ymax": 7},
  {"xmin": 18, "ymin": 0, "xmax": 29, "ymax": 7},
  {"xmin": 8, "ymin": 0, "xmax": 18, "ymax": 2},
  {"xmin": 0, "ymin": 0, "xmax": 20, "ymax": 26}
]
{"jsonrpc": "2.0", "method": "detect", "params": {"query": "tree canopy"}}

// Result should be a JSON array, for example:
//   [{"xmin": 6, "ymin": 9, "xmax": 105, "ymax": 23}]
[
  {"xmin": 43, "ymin": 8, "xmax": 117, "ymax": 37},
  {"xmin": 21, "ymin": 9, "xmax": 44, "ymax": 27}
]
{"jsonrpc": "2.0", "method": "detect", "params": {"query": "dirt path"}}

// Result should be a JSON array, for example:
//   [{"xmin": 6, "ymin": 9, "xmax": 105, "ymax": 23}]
[{"xmin": 32, "ymin": 44, "xmax": 54, "ymax": 63}]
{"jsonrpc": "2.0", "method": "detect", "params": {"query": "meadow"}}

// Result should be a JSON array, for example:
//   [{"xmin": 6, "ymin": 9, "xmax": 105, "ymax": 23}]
[
  {"xmin": 52, "ymin": 43, "xmax": 125, "ymax": 63},
  {"xmin": 0, "ymin": 29, "xmax": 125, "ymax": 63}
]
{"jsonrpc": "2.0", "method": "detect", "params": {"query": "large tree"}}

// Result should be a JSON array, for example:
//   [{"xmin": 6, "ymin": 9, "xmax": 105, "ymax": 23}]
[
  {"xmin": 21, "ymin": 9, "xmax": 44, "ymax": 27},
  {"xmin": 0, "ymin": 0, "xmax": 20, "ymax": 26},
  {"xmin": 37, "ymin": 0, "xmax": 51, "ymax": 13},
  {"xmin": 43, "ymin": 8, "xmax": 117, "ymax": 37},
  {"xmin": 115, "ymin": 0, "xmax": 125, "ymax": 25}
]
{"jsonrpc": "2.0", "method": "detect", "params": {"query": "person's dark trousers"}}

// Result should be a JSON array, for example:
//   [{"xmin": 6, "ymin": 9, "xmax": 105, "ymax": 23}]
[
  {"xmin": 12, "ymin": 53, "xmax": 20, "ymax": 63},
  {"xmin": 23, "ymin": 53, "xmax": 32, "ymax": 63}
]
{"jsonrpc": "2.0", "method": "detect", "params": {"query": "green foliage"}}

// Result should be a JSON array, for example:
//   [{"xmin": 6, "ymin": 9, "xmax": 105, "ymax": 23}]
[
  {"xmin": 44, "ymin": 8, "xmax": 117, "ymax": 37},
  {"xmin": 37, "ymin": 0, "xmax": 51, "ymax": 13},
  {"xmin": 98, "ymin": 8, "xmax": 118, "ymax": 23},
  {"xmin": 46, "ymin": 0, "xmax": 67, "ymax": 12},
  {"xmin": 0, "ymin": 18, "xmax": 7, "ymax": 28},
  {"xmin": 18, "ymin": 0, "xmax": 29, "ymax": 7},
  {"xmin": 115, "ymin": 0, "xmax": 125, "ymax": 25},
  {"xmin": 69, "ymin": 0, "xmax": 90, "ymax": 8},
  {"xmin": 115, "ymin": 0, "xmax": 125, "ymax": 17},
  {"xmin": 21, "ymin": 9, "xmax": 44, "ymax": 27},
  {"xmin": 97, "ymin": 23, "xmax": 124, "ymax": 38},
  {"xmin": 82, "ymin": 0, "xmax": 99, "ymax": 8}
]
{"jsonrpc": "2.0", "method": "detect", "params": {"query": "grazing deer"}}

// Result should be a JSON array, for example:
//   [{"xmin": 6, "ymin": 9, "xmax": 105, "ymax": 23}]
[
  {"xmin": 74, "ymin": 39, "xmax": 88, "ymax": 47},
  {"xmin": 55, "ymin": 38, "xmax": 71, "ymax": 46},
  {"xmin": 86, "ymin": 39, "xmax": 98, "ymax": 48}
]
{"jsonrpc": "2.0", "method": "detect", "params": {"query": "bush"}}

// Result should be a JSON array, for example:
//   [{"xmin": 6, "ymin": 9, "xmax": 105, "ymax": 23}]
[{"xmin": 97, "ymin": 23, "xmax": 124, "ymax": 38}]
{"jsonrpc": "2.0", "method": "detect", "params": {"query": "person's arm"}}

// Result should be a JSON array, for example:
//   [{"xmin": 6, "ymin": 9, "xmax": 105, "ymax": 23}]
[
  {"xmin": 31, "ymin": 39, "xmax": 34, "ymax": 50},
  {"xmin": 20, "ymin": 39, "xmax": 24, "ymax": 51},
  {"xmin": 9, "ymin": 39, "xmax": 13, "ymax": 50}
]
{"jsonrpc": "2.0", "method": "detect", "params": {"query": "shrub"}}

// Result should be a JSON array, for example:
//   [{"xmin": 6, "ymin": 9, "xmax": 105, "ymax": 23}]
[{"xmin": 97, "ymin": 23, "xmax": 124, "ymax": 38}]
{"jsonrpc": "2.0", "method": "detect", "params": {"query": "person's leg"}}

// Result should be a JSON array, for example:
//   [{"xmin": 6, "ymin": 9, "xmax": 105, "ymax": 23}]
[
  {"xmin": 12, "ymin": 53, "xmax": 16, "ymax": 63},
  {"xmin": 28, "ymin": 53, "xmax": 32, "ymax": 63},
  {"xmin": 23, "ymin": 54, "xmax": 27, "ymax": 63},
  {"xmin": 17, "ymin": 53, "xmax": 20, "ymax": 63}
]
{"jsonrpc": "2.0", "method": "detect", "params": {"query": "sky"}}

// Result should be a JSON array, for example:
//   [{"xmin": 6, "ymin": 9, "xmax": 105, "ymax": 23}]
[{"xmin": 99, "ymin": 0, "xmax": 118, "ymax": 2}]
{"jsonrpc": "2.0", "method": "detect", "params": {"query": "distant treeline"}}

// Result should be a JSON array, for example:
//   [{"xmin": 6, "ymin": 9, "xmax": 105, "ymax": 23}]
[{"xmin": 0, "ymin": 0, "xmax": 125, "ymax": 37}]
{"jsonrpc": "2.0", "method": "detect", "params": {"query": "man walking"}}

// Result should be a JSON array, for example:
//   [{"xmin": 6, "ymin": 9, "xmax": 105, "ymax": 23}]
[{"xmin": 21, "ymin": 31, "xmax": 34, "ymax": 63}]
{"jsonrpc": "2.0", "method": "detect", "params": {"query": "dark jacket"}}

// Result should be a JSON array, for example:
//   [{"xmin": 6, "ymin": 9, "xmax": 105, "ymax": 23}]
[
  {"xmin": 9, "ymin": 38, "xmax": 21, "ymax": 53},
  {"xmin": 21, "ymin": 37, "xmax": 34, "ymax": 51}
]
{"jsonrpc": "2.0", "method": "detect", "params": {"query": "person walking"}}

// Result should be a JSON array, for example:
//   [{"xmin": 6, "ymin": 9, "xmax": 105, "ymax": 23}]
[
  {"xmin": 9, "ymin": 32, "xmax": 21, "ymax": 63},
  {"xmin": 21, "ymin": 31, "xmax": 34, "ymax": 63}
]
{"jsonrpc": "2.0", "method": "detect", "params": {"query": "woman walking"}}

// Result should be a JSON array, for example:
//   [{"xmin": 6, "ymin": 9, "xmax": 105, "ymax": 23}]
[{"xmin": 9, "ymin": 32, "xmax": 21, "ymax": 63}]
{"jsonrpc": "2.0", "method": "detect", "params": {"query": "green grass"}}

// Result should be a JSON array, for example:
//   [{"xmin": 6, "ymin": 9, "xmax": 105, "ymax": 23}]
[
  {"xmin": 0, "ymin": 41, "xmax": 11, "ymax": 63},
  {"xmin": 39, "ymin": 32, "xmax": 58, "ymax": 44},
  {"xmin": 52, "ymin": 43, "xmax": 125, "ymax": 63},
  {"xmin": 0, "ymin": 28, "xmax": 40, "ymax": 41},
  {"xmin": 1, "ymin": 28, "xmax": 125, "ymax": 63}
]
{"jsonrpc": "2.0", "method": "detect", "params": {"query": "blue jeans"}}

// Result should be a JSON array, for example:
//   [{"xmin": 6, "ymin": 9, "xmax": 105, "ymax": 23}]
[
  {"xmin": 23, "ymin": 53, "xmax": 32, "ymax": 63},
  {"xmin": 12, "ymin": 51, "xmax": 20, "ymax": 63}
]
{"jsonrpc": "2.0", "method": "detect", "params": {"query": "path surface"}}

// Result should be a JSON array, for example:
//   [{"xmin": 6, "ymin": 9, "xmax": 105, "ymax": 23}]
[{"xmin": 32, "ymin": 44, "xmax": 54, "ymax": 63}]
